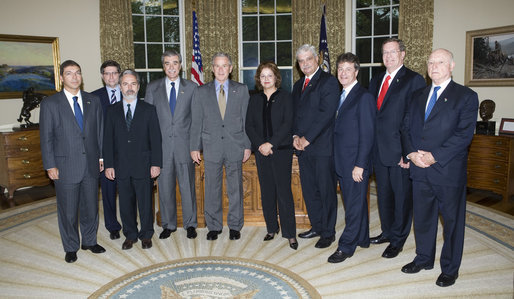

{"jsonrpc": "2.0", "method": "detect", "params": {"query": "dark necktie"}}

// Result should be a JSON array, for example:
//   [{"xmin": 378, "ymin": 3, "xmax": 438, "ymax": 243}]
[
  {"xmin": 73, "ymin": 96, "xmax": 83, "ymax": 132},
  {"xmin": 302, "ymin": 78, "xmax": 310, "ymax": 92},
  {"xmin": 425, "ymin": 86, "xmax": 441, "ymax": 121},
  {"xmin": 110, "ymin": 89, "xmax": 116, "ymax": 104},
  {"xmin": 126, "ymin": 104, "xmax": 132, "ymax": 131},
  {"xmin": 169, "ymin": 82, "xmax": 176, "ymax": 116},
  {"xmin": 377, "ymin": 75, "xmax": 390, "ymax": 110},
  {"xmin": 336, "ymin": 89, "xmax": 346, "ymax": 117}
]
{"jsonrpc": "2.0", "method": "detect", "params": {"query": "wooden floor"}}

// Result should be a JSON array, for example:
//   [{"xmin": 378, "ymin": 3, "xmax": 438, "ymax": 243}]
[{"xmin": 1, "ymin": 183, "xmax": 513, "ymax": 216}]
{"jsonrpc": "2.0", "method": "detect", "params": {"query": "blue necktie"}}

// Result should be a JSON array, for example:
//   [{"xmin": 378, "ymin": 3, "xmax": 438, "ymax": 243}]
[
  {"xmin": 169, "ymin": 82, "xmax": 176, "ymax": 116},
  {"xmin": 338, "ymin": 89, "xmax": 346, "ymax": 110},
  {"xmin": 73, "ymin": 96, "xmax": 83, "ymax": 131},
  {"xmin": 425, "ymin": 86, "xmax": 441, "ymax": 121},
  {"xmin": 110, "ymin": 89, "xmax": 116, "ymax": 104},
  {"xmin": 126, "ymin": 104, "xmax": 132, "ymax": 131}
]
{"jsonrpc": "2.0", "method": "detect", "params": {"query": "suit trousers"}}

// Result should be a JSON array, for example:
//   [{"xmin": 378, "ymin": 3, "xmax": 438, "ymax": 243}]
[
  {"xmin": 117, "ymin": 177, "xmax": 155, "ymax": 240},
  {"xmin": 255, "ymin": 149, "xmax": 296, "ymax": 239},
  {"xmin": 298, "ymin": 152, "xmax": 337, "ymax": 238},
  {"xmin": 337, "ymin": 173, "xmax": 370, "ymax": 255},
  {"xmin": 157, "ymin": 156, "xmax": 197, "ymax": 230},
  {"xmin": 54, "ymin": 176, "xmax": 99, "ymax": 252},
  {"xmin": 100, "ymin": 171, "xmax": 121, "ymax": 232},
  {"xmin": 412, "ymin": 181, "xmax": 466, "ymax": 277},
  {"xmin": 204, "ymin": 159, "xmax": 244, "ymax": 232},
  {"xmin": 373, "ymin": 158, "xmax": 412, "ymax": 247}
]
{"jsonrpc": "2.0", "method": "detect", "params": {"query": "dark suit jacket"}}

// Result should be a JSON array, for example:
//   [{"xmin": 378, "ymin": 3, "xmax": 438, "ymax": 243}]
[
  {"xmin": 103, "ymin": 100, "xmax": 162, "ymax": 179},
  {"xmin": 401, "ymin": 80, "xmax": 479, "ymax": 187},
  {"xmin": 334, "ymin": 82, "xmax": 376, "ymax": 178},
  {"xmin": 245, "ymin": 89, "xmax": 293, "ymax": 151},
  {"xmin": 369, "ymin": 66, "xmax": 426, "ymax": 166},
  {"xmin": 292, "ymin": 68, "xmax": 340, "ymax": 156},
  {"xmin": 40, "ymin": 90, "xmax": 103, "ymax": 184},
  {"xmin": 92, "ymin": 86, "xmax": 123, "ymax": 117}
]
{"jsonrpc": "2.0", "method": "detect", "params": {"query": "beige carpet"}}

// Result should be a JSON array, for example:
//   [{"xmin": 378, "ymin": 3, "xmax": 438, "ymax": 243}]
[{"xmin": 0, "ymin": 195, "xmax": 512, "ymax": 298}]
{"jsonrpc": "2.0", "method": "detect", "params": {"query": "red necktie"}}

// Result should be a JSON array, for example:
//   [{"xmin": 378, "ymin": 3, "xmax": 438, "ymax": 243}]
[
  {"xmin": 302, "ymin": 78, "xmax": 310, "ymax": 92},
  {"xmin": 377, "ymin": 75, "xmax": 391, "ymax": 110}
]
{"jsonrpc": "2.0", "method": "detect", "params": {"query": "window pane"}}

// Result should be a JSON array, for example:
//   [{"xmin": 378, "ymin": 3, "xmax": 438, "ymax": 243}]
[
  {"xmin": 392, "ymin": 0, "xmax": 399, "ymax": 4},
  {"xmin": 277, "ymin": 42, "xmax": 291, "ymax": 66},
  {"xmin": 243, "ymin": 43, "xmax": 259, "ymax": 67},
  {"xmin": 356, "ymin": 38, "xmax": 371, "ymax": 63},
  {"xmin": 147, "ymin": 44, "xmax": 164, "ymax": 68},
  {"xmin": 357, "ymin": 67, "xmax": 370, "ymax": 88},
  {"xmin": 259, "ymin": 16, "xmax": 275, "ymax": 41},
  {"xmin": 138, "ymin": 71, "xmax": 148, "ymax": 99},
  {"xmin": 374, "ymin": 7, "xmax": 390, "ymax": 35},
  {"xmin": 356, "ymin": 9, "xmax": 372, "ymax": 36},
  {"xmin": 356, "ymin": 0, "xmax": 372, "ymax": 8},
  {"xmin": 145, "ymin": 0, "xmax": 161, "ymax": 15},
  {"xmin": 243, "ymin": 16, "xmax": 258, "ymax": 41},
  {"xmin": 279, "ymin": 69, "xmax": 292, "ymax": 92},
  {"xmin": 164, "ymin": 43, "xmax": 180, "ymax": 53},
  {"xmin": 131, "ymin": 0, "xmax": 144, "ymax": 14},
  {"xmin": 276, "ymin": 15, "xmax": 291, "ymax": 40},
  {"xmin": 149, "ymin": 70, "xmax": 165, "ymax": 81},
  {"xmin": 392, "ymin": 7, "xmax": 399, "ymax": 33},
  {"xmin": 146, "ymin": 16, "xmax": 162, "ymax": 42},
  {"xmin": 242, "ymin": 0, "xmax": 257, "ymax": 14},
  {"xmin": 259, "ymin": 0, "xmax": 274, "ymax": 14},
  {"xmin": 134, "ymin": 44, "xmax": 146, "ymax": 68},
  {"xmin": 133, "ymin": 16, "xmax": 145, "ymax": 42},
  {"xmin": 163, "ymin": 0, "xmax": 178, "ymax": 15},
  {"xmin": 163, "ymin": 17, "xmax": 179, "ymax": 42},
  {"xmin": 375, "ymin": 0, "xmax": 390, "ymax": 6},
  {"xmin": 260, "ymin": 42, "xmax": 275, "ymax": 63},
  {"xmin": 374, "ymin": 37, "xmax": 388, "ymax": 63},
  {"xmin": 276, "ymin": 0, "xmax": 291, "ymax": 13},
  {"xmin": 243, "ymin": 69, "xmax": 257, "ymax": 91}
]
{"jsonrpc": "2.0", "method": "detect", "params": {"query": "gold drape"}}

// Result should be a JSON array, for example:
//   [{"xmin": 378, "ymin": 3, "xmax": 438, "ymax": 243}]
[
  {"xmin": 399, "ymin": 0, "xmax": 433, "ymax": 79},
  {"xmin": 292, "ymin": 0, "xmax": 345, "ymax": 82},
  {"xmin": 99, "ymin": 0, "xmax": 135, "ymax": 70}
]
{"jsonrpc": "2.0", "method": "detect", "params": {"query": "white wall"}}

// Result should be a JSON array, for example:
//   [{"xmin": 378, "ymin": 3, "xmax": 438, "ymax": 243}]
[{"xmin": 0, "ymin": 0, "xmax": 102, "ymax": 127}]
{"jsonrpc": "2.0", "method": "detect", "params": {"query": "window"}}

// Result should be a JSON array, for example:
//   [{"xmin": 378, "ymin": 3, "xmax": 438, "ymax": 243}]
[
  {"xmin": 353, "ymin": 0, "xmax": 399, "ymax": 87},
  {"xmin": 131, "ymin": 0, "xmax": 184, "ymax": 97},
  {"xmin": 240, "ymin": 0, "xmax": 293, "ymax": 92}
]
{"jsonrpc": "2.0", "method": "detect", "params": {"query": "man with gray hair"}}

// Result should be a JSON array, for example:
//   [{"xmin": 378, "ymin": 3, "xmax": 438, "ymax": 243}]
[
  {"xmin": 190, "ymin": 52, "xmax": 251, "ymax": 241},
  {"xmin": 145, "ymin": 50, "xmax": 199, "ymax": 240},
  {"xmin": 292, "ymin": 44, "xmax": 340, "ymax": 248}
]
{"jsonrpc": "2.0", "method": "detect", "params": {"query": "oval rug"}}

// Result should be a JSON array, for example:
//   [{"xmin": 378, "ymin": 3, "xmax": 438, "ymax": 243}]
[{"xmin": 89, "ymin": 257, "xmax": 321, "ymax": 298}]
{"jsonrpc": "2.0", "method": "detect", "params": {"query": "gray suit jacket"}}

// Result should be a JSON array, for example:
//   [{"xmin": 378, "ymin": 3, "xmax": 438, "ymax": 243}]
[
  {"xmin": 40, "ymin": 90, "xmax": 103, "ymax": 184},
  {"xmin": 145, "ymin": 77, "xmax": 197, "ymax": 164},
  {"xmin": 190, "ymin": 80, "xmax": 251, "ymax": 162}
]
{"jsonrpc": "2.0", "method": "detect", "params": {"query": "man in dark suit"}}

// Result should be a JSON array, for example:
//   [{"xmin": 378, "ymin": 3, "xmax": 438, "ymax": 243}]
[
  {"xmin": 328, "ymin": 53, "xmax": 376, "ymax": 263},
  {"xmin": 400, "ymin": 48, "xmax": 478, "ymax": 287},
  {"xmin": 368, "ymin": 38, "xmax": 426, "ymax": 258},
  {"xmin": 145, "ymin": 50, "xmax": 198, "ymax": 240},
  {"xmin": 292, "ymin": 44, "xmax": 340, "ymax": 248},
  {"xmin": 40, "ymin": 60, "xmax": 106, "ymax": 263},
  {"xmin": 103, "ymin": 69, "xmax": 162, "ymax": 250},
  {"xmin": 92, "ymin": 60, "xmax": 122, "ymax": 240},
  {"xmin": 190, "ymin": 52, "xmax": 251, "ymax": 241}
]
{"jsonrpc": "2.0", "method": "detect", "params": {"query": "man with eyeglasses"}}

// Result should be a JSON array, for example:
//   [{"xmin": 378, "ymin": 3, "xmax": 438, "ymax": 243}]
[
  {"xmin": 368, "ymin": 38, "xmax": 426, "ymax": 259},
  {"xmin": 92, "ymin": 60, "xmax": 123, "ymax": 240}
]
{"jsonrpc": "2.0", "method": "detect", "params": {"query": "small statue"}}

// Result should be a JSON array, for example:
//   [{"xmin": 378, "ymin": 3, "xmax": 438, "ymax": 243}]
[
  {"xmin": 476, "ymin": 99, "xmax": 496, "ymax": 135},
  {"xmin": 17, "ymin": 87, "xmax": 46, "ymax": 129}
]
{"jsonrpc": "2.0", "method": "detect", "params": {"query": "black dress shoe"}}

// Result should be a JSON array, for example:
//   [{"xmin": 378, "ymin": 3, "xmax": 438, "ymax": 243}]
[
  {"xmin": 382, "ymin": 244, "xmax": 402, "ymax": 258},
  {"xmin": 141, "ymin": 239, "xmax": 152, "ymax": 249},
  {"xmin": 264, "ymin": 228, "xmax": 280, "ymax": 241},
  {"xmin": 328, "ymin": 250, "xmax": 353, "ymax": 263},
  {"xmin": 81, "ymin": 244, "xmax": 106, "ymax": 254},
  {"xmin": 122, "ymin": 239, "xmax": 137, "ymax": 250},
  {"xmin": 229, "ymin": 229, "xmax": 241, "ymax": 240},
  {"xmin": 436, "ymin": 273, "xmax": 457, "ymax": 287},
  {"xmin": 186, "ymin": 227, "xmax": 197, "ymax": 239},
  {"xmin": 370, "ymin": 233, "xmax": 390, "ymax": 244},
  {"xmin": 159, "ymin": 228, "xmax": 176, "ymax": 239},
  {"xmin": 315, "ymin": 236, "xmax": 335, "ymax": 248},
  {"xmin": 207, "ymin": 230, "xmax": 221, "ymax": 240},
  {"xmin": 401, "ymin": 261, "xmax": 434, "ymax": 274},
  {"xmin": 298, "ymin": 229, "xmax": 320, "ymax": 239},
  {"xmin": 109, "ymin": 230, "xmax": 120, "ymax": 240},
  {"xmin": 289, "ymin": 238, "xmax": 298, "ymax": 250},
  {"xmin": 65, "ymin": 252, "xmax": 77, "ymax": 263}
]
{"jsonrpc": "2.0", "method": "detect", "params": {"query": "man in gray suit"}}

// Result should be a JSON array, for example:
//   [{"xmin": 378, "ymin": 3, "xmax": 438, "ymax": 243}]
[
  {"xmin": 190, "ymin": 52, "xmax": 251, "ymax": 241},
  {"xmin": 145, "ymin": 50, "xmax": 198, "ymax": 240},
  {"xmin": 40, "ymin": 60, "xmax": 105, "ymax": 263}
]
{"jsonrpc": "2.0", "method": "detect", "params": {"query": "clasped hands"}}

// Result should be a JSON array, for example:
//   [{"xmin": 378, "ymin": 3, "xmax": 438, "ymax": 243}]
[
  {"xmin": 293, "ymin": 136, "xmax": 310, "ymax": 151},
  {"xmin": 104, "ymin": 166, "xmax": 161, "ymax": 180},
  {"xmin": 190, "ymin": 149, "xmax": 252, "ymax": 164},
  {"xmin": 407, "ymin": 150, "xmax": 436, "ymax": 168}
]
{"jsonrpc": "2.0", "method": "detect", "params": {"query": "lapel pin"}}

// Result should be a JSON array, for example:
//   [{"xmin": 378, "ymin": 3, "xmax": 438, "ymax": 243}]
[
  {"xmin": 396, "ymin": 79, "xmax": 399, "ymax": 83},
  {"xmin": 87, "ymin": 101, "xmax": 91, "ymax": 104},
  {"xmin": 444, "ymin": 98, "xmax": 447, "ymax": 102}
]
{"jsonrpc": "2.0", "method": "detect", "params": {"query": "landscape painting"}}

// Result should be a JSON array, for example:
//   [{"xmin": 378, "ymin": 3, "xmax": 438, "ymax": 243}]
[
  {"xmin": 465, "ymin": 25, "xmax": 514, "ymax": 86},
  {"xmin": 0, "ymin": 34, "xmax": 60, "ymax": 99}
]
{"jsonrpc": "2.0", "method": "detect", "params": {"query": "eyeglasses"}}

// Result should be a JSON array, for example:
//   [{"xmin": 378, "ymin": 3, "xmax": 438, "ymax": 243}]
[
  {"xmin": 102, "ymin": 72, "xmax": 119, "ymax": 77},
  {"xmin": 382, "ymin": 50, "xmax": 400, "ymax": 56}
]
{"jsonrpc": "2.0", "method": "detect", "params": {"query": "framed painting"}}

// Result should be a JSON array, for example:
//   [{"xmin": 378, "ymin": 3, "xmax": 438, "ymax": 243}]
[
  {"xmin": 0, "ymin": 34, "xmax": 60, "ymax": 99},
  {"xmin": 465, "ymin": 25, "xmax": 514, "ymax": 87}
]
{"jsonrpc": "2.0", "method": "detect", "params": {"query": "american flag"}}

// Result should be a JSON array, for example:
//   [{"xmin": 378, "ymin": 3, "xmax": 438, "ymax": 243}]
[
  {"xmin": 191, "ymin": 9, "xmax": 204, "ymax": 85},
  {"xmin": 319, "ymin": 4, "xmax": 330, "ymax": 73}
]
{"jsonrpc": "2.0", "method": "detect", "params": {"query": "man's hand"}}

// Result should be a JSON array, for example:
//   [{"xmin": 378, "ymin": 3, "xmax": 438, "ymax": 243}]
[
  {"xmin": 99, "ymin": 160, "xmax": 104, "ymax": 172},
  {"xmin": 105, "ymin": 168, "xmax": 115, "ymax": 180},
  {"xmin": 407, "ymin": 152, "xmax": 430, "ymax": 168},
  {"xmin": 398, "ymin": 157, "xmax": 410, "ymax": 169},
  {"xmin": 293, "ymin": 136, "xmax": 302, "ymax": 151},
  {"xmin": 299, "ymin": 137, "xmax": 310, "ymax": 149},
  {"xmin": 47, "ymin": 167, "xmax": 59, "ymax": 180},
  {"xmin": 258, "ymin": 142, "xmax": 273, "ymax": 156},
  {"xmin": 418, "ymin": 150, "xmax": 436, "ymax": 166},
  {"xmin": 352, "ymin": 166, "xmax": 364, "ymax": 183},
  {"xmin": 243, "ymin": 149, "xmax": 251, "ymax": 163},
  {"xmin": 150, "ymin": 166, "xmax": 161, "ymax": 178},
  {"xmin": 191, "ymin": 150, "xmax": 202, "ymax": 164}
]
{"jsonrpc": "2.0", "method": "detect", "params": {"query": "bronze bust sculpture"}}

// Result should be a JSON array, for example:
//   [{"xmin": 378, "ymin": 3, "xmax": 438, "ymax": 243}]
[{"xmin": 476, "ymin": 99, "xmax": 496, "ymax": 135}]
